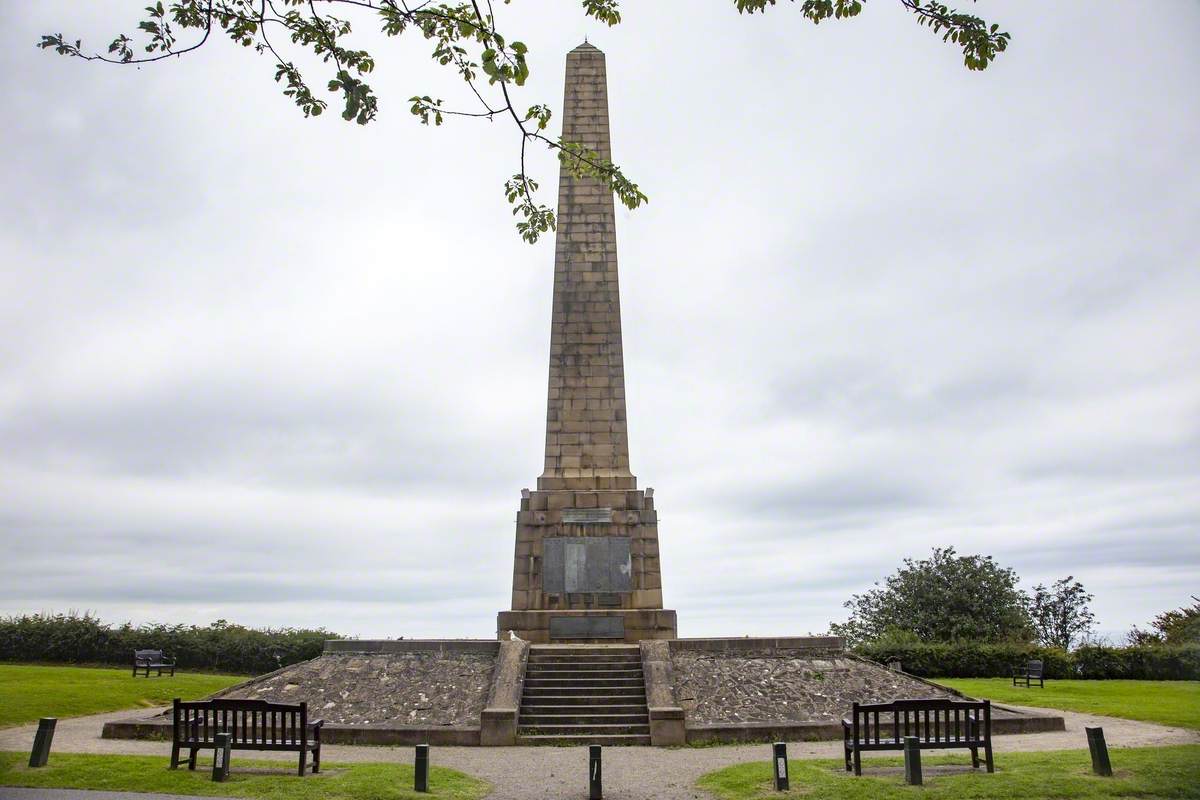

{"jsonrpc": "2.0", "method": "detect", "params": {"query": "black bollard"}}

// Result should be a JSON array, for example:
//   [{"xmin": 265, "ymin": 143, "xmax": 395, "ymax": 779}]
[
  {"xmin": 414, "ymin": 743, "xmax": 430, "ymax": 792},
  {"xmin": 903, "ymin": 736, "xmax": 923, "ymax": 785},
  {"xmin": 29, "ymin": 718, "xmax": 57, "ymax": 768},
  {"xmin": 211, "ymin": 732, "xmax": 232, "ymax": 782},
  {"xmin": 772, "ymin": 742, "xmax": 789, "ymax": 791},
  {"xmin": 589, "ymin": 744, "xmax": 602, "ymax": 800},
  {"xmin": 1085, "ymin": 727, "xmax": 1112, "ymax": 777}
]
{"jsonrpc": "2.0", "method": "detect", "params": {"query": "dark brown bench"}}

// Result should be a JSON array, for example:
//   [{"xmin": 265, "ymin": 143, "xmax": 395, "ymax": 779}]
[
  {"xmin": 132, "ymin": 649, "xmax": 175, "ymax": 677},
  {"xmin": 1013, "ymin": 659, "xmax": 1045, "ymax": 688},
  {"xmin": 171, "ymin": 698, "xmax": 323, "ymax": 776},
  {"xmin": 842, "ymin": 698, "xmax": 993, "ymax": 776}
]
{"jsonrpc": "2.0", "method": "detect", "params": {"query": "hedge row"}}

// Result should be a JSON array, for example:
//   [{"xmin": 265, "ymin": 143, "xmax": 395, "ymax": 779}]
[
  {"xmin": 0, "ymin": 613, "xmax": 338, "ymax": 675},
  {"xmin": 856, "ymin": 641, "xmax": 1200, "ymax": 680}
]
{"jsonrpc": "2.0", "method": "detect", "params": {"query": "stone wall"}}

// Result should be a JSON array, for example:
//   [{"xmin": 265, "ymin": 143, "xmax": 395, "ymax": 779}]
[{"xmin": 214, "ymin": 651, "xmax": 495, "ymax": 726}]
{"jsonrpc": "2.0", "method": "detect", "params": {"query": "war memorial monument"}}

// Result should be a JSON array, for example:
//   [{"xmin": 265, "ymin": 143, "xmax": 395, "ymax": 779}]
[{"xmin": 102, "ymin": 43, "xmax": 1064, "ymax": 748}]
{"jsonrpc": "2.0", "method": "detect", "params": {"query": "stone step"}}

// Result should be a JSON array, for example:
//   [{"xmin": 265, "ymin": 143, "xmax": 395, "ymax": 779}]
[
  {"xmin": 520, "ymin": 702, "xmax": 648, "ymax": 714},
  {"xmin": 519, "ymin": 723, "xmax": 651, "ymax": 737},
  {"xmin": 519, "ymin": 713, "xmax": 649, "ymax": 726},
  {"xmin": 518, "ymin": 695, "xmax": 648, "ymax": 705},
  {"xmin": 527, "ymin": 657, "xmax": 642, "ymax": 667},
  {"xmin": 525, "ymin": 667, "xmax": 644, "ymax": 678},
  {"xmin": 530, "ymin": 646, "xmax": 640, "ymax": 656},
  {"xmin": 517, "ymin": 733, "xmax": 653, "ymax": 746},
  {"xmin": 525, "ymin": 676, "xmax": 644, "ymax": 688},
  {"xmin": 528, "ymin": 654, "xmax": 642, "ymax": 664},
  {"xmin": 523, "ymin": 685, "xmax": 646, "ymax": 698}
]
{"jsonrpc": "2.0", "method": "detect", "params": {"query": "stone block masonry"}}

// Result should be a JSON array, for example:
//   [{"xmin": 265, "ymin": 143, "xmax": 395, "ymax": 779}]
[
  {"xmin": 541, "ymin": 42, "xmax": 630, "ymax": 490},
  {"xmin": 498, "ymin": 42, "xmax": 677, "ymax": 642}
]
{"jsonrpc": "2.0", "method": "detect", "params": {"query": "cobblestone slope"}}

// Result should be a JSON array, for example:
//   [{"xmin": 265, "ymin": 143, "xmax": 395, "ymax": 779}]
[
  {"xmin": 672, "ymin": 650, "xmax": 957, "ymax": 724},
  {"xmin": 213, "ymin": 652, "xmax": 494, "ymax": 726}
]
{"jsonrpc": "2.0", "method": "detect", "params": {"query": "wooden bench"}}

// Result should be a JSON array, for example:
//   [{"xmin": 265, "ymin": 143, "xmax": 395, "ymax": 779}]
[
  {"xmin": 170, "ymin": 698, "xmax": 323, "ymax": 776},
  {"xmin": 132, "ymin": 649, "xmax": 175, "ymax": 677},
  {"xmin": 842, "ymin": 698, "xmax": 993, "ymax": 776},
  {"xmin": 1012, "ymin": 659, "xmax": 1045, "ymax": 688}
]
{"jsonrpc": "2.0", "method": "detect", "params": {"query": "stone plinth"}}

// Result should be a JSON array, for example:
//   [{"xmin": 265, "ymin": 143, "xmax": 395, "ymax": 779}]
[{"xmin": 498, "ymin": 609, "xmax": 677, "ymax": 644}]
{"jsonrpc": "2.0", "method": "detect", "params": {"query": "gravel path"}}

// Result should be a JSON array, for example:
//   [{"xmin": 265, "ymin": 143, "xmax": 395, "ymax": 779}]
[
  {"xmin": 2, "ymin": 706, "xmax": 1196, "ymax": 800},
  {"xmin": 0, "ymin": 790, "xmax": 234, "ymax": 800}
]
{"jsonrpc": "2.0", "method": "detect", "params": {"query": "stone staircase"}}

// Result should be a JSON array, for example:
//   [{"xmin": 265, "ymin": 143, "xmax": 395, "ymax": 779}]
[{"xmin": 517, "ymin": 644, "xmax": 651, "ymax": 745}]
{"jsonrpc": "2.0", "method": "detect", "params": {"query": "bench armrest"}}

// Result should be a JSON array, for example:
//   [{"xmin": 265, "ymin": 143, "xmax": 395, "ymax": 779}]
[{"xmin": 309, "ymin": 719, "xmax": 325, "ymax": 729}]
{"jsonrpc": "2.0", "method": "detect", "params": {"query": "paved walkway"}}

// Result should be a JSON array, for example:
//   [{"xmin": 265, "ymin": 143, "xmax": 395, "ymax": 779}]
[{"xmin": 2, "ymin": 706, "xmax": 1196, "ymax": 800}]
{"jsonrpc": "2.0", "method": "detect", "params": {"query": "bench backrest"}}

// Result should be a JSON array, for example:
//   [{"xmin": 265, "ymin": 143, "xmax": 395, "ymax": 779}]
[
  {"xmin": 134, "ymin": 649, "xmax": 164, "ymax": 662},
  {"xmin": 172, "ymin": 698, "xmax": 308, "ymax": 745},
  {"xmin": 1026, "ymin": 659, "xmax": 1044, "ymax": 676},
  {"xmin": 849, "ymin": 698, "xmax": 990, "ymax": 744}
]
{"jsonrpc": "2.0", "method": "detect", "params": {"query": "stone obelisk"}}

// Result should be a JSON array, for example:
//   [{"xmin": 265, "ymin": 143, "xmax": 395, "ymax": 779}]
[{"xmin": 497, "ymin": 43, "xmax": 677, "ymax": 643}]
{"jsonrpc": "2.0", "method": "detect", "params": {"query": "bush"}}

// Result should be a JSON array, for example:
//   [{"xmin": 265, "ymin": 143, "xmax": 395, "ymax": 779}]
[
  {"xmin": 0, "ymin": 613, "xmax": 339, "ymax": 675},
  {"xmin": 856, "ymin": 640, "xmax": 1199, "ymax": 680}
]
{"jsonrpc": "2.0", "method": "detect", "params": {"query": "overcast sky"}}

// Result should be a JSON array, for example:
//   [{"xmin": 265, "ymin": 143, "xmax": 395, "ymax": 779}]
[{"xmin": 2, "ymin": 1, "xmax": 1197, "ymax": 641}]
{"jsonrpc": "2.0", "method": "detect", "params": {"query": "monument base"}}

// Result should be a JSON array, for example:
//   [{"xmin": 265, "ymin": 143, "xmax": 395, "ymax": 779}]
[{"xmin": 497, "ymin": 609, "xmax": 677, "ymax": 643}]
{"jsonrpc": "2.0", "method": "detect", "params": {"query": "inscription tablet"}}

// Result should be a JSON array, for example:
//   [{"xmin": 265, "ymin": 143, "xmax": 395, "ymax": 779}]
[
  {"xmin": 562, "ymin": 508, "xmax": 613, "ymax": 524},
  {"xmin": 543, "ymin": 536, "xmax": 632, "ymax": 594},
  {"xmin": 549, "ymin": 615, "xmax": 625, "ymax": 639}
]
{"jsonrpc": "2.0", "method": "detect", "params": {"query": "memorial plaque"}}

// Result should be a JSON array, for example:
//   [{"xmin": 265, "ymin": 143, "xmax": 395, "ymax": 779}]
[
  {"xmin": 562, "ymin": 508, "xmax": 612, "ymax": 524},
  {"xmin": 543, "ymin": 537, "xmax": 631, "ymax": 594},
  {"xmin": 550, "ymin": 615, "xmax": 625, "ymax": 639}
]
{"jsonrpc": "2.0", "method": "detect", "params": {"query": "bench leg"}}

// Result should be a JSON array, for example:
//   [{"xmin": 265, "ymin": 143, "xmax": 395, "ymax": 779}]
[
  {"xmin": 843, "ymin": 742, "xmax": 852, "ymax": 772},
  {"xmin": 169, "ymin": 743, "xmax": 180, "ymax": 769},
  {"xmin": 188, "ymin": 748, "xmax": 198, "ymax": 770},
  {"xmin": 985, "ymin": 741, "xmax": 994, "ymax": 773},
  {"xmin": 312, "ymin": 744, "xmax": 321, "ymax": 774},
  {"xmin": 853, "ymin": 748, "xmax": 862, "ymax": 777},
  {"xmin": 971, "ymin": 746, "xmax": 979, "ymax": 769},
  {"xmin": 298, "ymin": 748, "xmax": 307, "ymax": 776}
]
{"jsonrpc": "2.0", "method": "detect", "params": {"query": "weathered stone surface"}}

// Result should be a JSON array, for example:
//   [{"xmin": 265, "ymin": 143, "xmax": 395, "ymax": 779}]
[
  {"xmin": 213, "ymin": 653, "xmax": 494, "ymax": 726},
  {"xmin": 672, "ymin": 650, "xmax": 959, "ymax": 724},
  {"xmin": 499, "ymin": 43, "xmax": 676, "ymax": 641}
]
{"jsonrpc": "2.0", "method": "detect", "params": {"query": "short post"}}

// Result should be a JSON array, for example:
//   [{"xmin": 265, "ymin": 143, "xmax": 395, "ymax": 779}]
[
  {"xmin": 772, "ymin": 741, "xmax": 789, "ymax": 791},
  {"xmin": 1085, "ymin": 727, "xmax": 1112, "ymax": 777},
  {"xmin": 888, "ymin": 660, "xmax": 902, "ymax": 672},
  {"xmin": 589, "ymin": 744, "xmax": 602, "ymax": 800},
  {"xmin": 28, "ymin": 718, "xmax": 57, "ymax": 768},
  {"xmin": 903, "ymin": 736, "xmax": 923, "ymax": 785},
  {"xmin": 211, "ymin": 732, "xmax": 231, "ymax": 782},
  {"xmin": 414, "ymin": 743, "xmax": 430, "ymax": 792}
]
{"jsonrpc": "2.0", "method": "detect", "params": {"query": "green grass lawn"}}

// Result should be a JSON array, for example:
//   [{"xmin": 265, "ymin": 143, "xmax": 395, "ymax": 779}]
[
  {"xmin": 0, "ymin": 752, "xmax": 488, "ymax": 799},
  {"xmin": 697, "ymin": 745, "xmax": 1200, "ymax": 799},
  {"xmin": 936, "ymin": 678, "xmax": 1200, "ymax": 730},
  {"xmin": 0, "ymin": 664, "xmax": 246, "ymax": 728}
]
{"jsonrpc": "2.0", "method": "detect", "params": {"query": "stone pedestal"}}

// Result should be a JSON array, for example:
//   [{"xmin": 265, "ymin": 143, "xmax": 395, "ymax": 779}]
[{"xmin": 498, "ymin": 609, "xmax": 677, "ymax": 644}]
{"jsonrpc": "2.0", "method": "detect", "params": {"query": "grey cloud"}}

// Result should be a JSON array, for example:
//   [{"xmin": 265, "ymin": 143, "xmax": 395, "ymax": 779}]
[
  {"xmin": 729, "ymin": 475, "xmax": 929, "ymax": 521},
  {"xmin": 1019, "ymin": 434, "xmax": 1200, "ymax": 482}
]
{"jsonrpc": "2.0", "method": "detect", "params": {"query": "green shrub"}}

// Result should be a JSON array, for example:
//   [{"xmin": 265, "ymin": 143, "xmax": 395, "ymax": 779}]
[
  {"xmin": 0, "ymin": 613, "xmax": 338, "ymax": 675},
  {"xmin": 856, "ymin": 641, "xmax": 1199, "ymax": 680}
]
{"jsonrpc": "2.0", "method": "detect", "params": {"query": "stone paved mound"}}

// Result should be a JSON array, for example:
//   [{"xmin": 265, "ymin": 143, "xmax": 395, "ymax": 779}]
[
  {"xmin": 213, "ymin": 651, "xmax": 494, "ymax": 726},
  {"xmin": 673, "ymin": 649, "xmax": 958, "ymax": 724}
]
